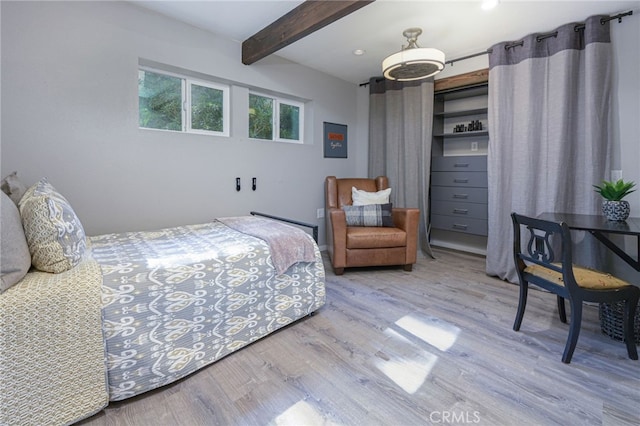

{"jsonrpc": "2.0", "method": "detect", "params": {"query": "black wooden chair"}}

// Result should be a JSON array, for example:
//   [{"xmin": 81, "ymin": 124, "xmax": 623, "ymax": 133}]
[{"xmin": 511, "ymin": 212, "xmax": 640, "ymax": 363}]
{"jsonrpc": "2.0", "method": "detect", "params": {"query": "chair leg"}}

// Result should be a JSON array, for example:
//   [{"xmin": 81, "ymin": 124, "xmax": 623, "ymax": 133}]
[
  {"xmin": 403, "ymin": 264, "xmax": 413, "ymax": 272},
  {"xmin": 623, "ymin": 293, "xmax": 639, "ymax": 360},
  {"xmin": 557, "ymin": 296, "xmax": 567, "ymax": 323},
  {"xmin": 333, "ymin": 267, "xmax": 344, "ymax": 275},
  {"xmin": 513, "ymin": 282, "xmax": 528, "ymax": 331},
  {"xmin": 562, "ymin": 300, "xmax": 583, "ymax": 364}
]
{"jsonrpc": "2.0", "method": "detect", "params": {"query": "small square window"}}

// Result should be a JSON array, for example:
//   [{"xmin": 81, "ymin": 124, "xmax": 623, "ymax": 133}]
[
  {"xmin": 138, "ymin": 70, "xmax": 183, "ymax": 131},
  {"xmin": 249, "ymin": 92, "xmax": 303, "ymax": 143},
  {"xmin": 279, "ymin": 103, "xmax": 300, "ymax": 141},
  {"xmin": 249, "ymin": 93, "xmax": 274, "ymax": 140}
]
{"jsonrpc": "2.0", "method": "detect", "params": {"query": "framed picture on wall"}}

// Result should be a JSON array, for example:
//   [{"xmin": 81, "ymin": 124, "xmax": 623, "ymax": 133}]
[{"xmin": 323, "ymin": 122, "xmax": 347, "ymax": 158}]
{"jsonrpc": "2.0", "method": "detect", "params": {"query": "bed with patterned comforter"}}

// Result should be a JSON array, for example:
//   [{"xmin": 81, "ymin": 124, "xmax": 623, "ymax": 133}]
[
  {"xmin": 92, "ymin": 218, "xmax": 326, "ymax": 401},
  {"xmin": 0, "ymin": 215, "xmax": 325, "ymax": 425}
]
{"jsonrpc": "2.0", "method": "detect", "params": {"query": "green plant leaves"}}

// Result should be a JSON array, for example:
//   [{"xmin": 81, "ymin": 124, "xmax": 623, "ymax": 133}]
[{"xmin": 593, "ymin": 179, "xmax": 636, "ymax": 201}]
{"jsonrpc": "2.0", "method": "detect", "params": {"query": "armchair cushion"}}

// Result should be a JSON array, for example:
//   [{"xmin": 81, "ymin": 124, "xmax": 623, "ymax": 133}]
[
  {"xmin": 343, "ymin": 203, "xmax": 394, "ymax": 227},
  {"xmin": 352, "ymin": 187, "xmax": 391, "ymax": 206},
  {"xmin": 346, "ymin": 227, "xmax": 407, "ymax": 249}
]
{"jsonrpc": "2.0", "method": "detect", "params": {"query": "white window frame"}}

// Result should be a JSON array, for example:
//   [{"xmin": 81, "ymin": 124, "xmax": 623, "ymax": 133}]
[
  {"xmin": 186, "ymin": 79, "xmax": 230, "ymax": 137},
  {"xmin": 139, "ymin": 67, "xmax": 230, "ymax": 137},
  {"xmin": 249, "ymin": 91, "xmax": 304, "ymax": 144}
]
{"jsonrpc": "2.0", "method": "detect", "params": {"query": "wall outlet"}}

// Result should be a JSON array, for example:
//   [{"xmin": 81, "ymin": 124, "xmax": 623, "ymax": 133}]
[
  {"xmin": 611, "ymin": 170, "xmax": 623, "ymax": 181},
  {"xmin": 317, "ymin": 208, "xmax": 324, "ymax": 219},
  {"xmin": 471, "ymin": 141, "xmax": 478, "ymax": 151}
]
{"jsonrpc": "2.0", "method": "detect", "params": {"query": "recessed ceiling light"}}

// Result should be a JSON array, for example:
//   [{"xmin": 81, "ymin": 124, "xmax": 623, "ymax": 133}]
[
  {"xmin": 481, "ymin": 0, "xmax": 499, "ymax": 10},
  {"xmin": 353, "ymin": 49, "xmax": 366, "ymax": 56}
]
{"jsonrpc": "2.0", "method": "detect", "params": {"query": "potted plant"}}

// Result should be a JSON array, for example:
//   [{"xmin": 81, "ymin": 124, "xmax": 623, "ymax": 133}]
[{"xmin": 593, "ymin": 179, "xmax": 636, "ymax": 221}]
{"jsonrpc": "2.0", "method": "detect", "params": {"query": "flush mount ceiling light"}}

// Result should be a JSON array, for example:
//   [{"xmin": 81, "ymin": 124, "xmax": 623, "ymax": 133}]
[{"xmin": 382, "ymin": 28, "xmax": 445, "ymax": 81}]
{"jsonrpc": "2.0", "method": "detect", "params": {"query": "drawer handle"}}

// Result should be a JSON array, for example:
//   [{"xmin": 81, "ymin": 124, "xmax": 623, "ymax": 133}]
[
  {"xmin": 452, "ymin": 194, "xmax": 468, "ymax": 199},
  {"xmin": 453, "ymin": 224, "xmax": 468, "ymax": 230},
  {"xmin": 454, "ymin": 179, "xmax": 469, "ymax": 183},
  {"xmin": 453, "ymin": 208, "xmax": 469, "ymax": 214},
  {"xmin": 453, "ymin": 163, "xmax": 469, "ymax": 168}
]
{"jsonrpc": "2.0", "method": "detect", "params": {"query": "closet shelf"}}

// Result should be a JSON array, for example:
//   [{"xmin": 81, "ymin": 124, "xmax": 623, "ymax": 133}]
[
  {"xmin": 434, "ymin": 108, "xmax": 488, "ymax": 119},
  {"xmin": 433, "ymin": 130, "xmax": 489, "ymax": 138}
]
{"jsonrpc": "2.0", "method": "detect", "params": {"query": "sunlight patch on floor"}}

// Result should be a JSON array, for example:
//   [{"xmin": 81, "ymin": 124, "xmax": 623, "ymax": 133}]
[
  {"xmin": 375, "ymin": 329, "xmax": 438, "ymax": 394},
  {"xmin": 396, "ymin": 313, "xmax": 460, "ymax": 351},
  {"xmin": 273, "ymin": 400, "xmax": 338, "ymax": 426}
]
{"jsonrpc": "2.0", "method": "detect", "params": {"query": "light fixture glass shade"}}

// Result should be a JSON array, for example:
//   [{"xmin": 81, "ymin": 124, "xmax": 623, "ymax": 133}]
[{"xmin": 382, "ymin": 47, "xmax": 445, "ymax": 81}]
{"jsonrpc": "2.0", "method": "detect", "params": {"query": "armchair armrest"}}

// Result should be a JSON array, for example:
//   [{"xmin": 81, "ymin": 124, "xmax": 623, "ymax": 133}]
[
  {"xmin": 392, "ymin": 208, "xmax": 420, "ymax": 264},
  {"xmin": 327, "ymin": 208, "xmax": 347, "ymax": 268},
  {"xmin": 392, "ymin": 208, "xmax": 420, "ymax": 231}
]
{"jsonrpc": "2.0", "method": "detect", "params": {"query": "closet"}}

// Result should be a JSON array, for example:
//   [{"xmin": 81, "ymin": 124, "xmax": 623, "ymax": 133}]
[{"xmin": 430, "ymin": 71, "xmax": 489, "ymax": 255}]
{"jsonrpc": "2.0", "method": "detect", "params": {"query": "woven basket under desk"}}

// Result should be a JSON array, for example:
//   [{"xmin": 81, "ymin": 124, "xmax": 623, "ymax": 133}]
[{"xmin": 599, "ymin": 300, "xmax": 640, "ymax": 344}]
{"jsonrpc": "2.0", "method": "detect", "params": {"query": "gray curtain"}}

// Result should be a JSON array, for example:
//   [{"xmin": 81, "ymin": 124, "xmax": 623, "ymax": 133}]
[
  {"xmin": 486, "ymin": 15, "xmax": 612, "ymax": 282},
  {"xmin": 369, "ymin": 78, "xmax": 435, "ymax": 257}
]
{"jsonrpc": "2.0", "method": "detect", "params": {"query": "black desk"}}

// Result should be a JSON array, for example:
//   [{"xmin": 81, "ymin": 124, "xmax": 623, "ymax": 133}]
[{"xmin": 538, "ymin": 212, "xmax": 640, "ymax": 271}]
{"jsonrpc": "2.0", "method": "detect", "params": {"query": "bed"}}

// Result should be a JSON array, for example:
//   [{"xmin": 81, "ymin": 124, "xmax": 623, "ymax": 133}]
[{"xmin": 0, "ymin": 176, "xmax": 326, "ymax": 425}]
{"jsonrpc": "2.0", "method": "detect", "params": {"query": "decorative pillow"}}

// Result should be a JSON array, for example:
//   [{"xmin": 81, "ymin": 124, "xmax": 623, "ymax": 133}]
[
  {"xmin": 352, "ymin": 187, "xmax": 391, "ymax": 206},
  {"xmin": 18, "ymin": 178, "xmax": 87, "ymax": 273},
  {"xmin": 1, "ymin": 171, "xmax": 28, "ymax": 206},
  {"xmin": 1, "ymin": 192, "xmax": 32, "ymax": 292},
  {"xmin": 343, "ymin": 203, "xmax": 394, "ymax": 227}
]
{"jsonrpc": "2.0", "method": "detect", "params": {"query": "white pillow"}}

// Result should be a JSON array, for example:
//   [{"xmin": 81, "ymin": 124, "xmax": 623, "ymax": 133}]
[{"xmin": 352, "ymin": 187, "xmax": 391, "ymax": 206}]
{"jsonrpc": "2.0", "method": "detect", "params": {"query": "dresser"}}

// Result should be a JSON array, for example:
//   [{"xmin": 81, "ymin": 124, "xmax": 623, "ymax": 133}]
[{"xmin": 430, "ymin": 155, "xmax": 487, "ymax": 236}]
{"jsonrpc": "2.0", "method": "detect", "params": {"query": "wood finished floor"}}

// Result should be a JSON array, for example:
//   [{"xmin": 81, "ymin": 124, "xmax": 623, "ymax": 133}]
[{"xmin": 80, "ymin": 248, "xmax": 640, "ymax": 426}]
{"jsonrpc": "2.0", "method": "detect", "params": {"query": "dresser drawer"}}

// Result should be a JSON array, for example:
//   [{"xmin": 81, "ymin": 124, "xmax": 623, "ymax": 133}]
[
  {"xmin": 431, "ymin": 171, "xmax": 487, "ymax": 188},
  {"xmin": 431, "ymin": 214, "xmax": 488, "ymax": 236},
  {"xmin": 431, "ymin": 200, "xmax": 487, "ymax": 220},
  {"xmin": 430, "ymin": 186, "xmax": 488, "ymax": 204},
  {"xmin": 431, "ymin": 156, "xmax": 487, "ymax": 172}
]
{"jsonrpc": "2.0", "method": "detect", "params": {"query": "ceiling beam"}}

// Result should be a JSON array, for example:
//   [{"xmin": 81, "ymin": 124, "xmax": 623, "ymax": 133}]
[{"xmin": 242, "ymin": 0, "xmax": 375, "ymax": 65}]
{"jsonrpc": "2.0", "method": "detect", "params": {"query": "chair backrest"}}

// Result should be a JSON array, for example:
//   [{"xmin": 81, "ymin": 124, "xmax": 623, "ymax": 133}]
[
  {"xmin": 325, "ymin": 176, "xmax": 389, "ymax": 209},
  {"xmin": 511, "ymin": 212, "xmax": 579, "ymax": 292}
]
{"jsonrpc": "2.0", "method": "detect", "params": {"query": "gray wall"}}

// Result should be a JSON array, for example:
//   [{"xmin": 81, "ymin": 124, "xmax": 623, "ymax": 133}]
[{"xmin": 1, "ymin": 1, "xmax": 368, "ymax": 246}]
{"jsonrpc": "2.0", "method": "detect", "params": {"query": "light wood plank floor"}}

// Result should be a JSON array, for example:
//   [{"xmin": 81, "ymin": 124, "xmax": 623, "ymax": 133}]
[{"xmin": 80, "ymin": 248, "xmax": 640, "ymax": 426}]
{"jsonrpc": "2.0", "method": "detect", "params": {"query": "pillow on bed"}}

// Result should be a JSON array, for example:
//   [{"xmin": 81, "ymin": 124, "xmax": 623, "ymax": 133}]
[
  {"xmin": 1, "ymin": 191, "xmax": 32, "ymax": 292},
  {"xmin": 19, "ymin": 178, "xmax": 87, "ymax": 273},
  {"xmin": 1, "ymin": 171, "xmax": 28, "ymax": 206},
  {"xmin": 352, "ymin": 187, "xmax": 391, "ymax": 206},
  {"xmin": 343, "ymin": 203, "xmax": 394, "ymax": 227}
]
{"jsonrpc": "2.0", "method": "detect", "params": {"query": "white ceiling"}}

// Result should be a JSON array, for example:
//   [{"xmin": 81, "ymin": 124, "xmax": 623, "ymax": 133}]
[{"xmin": 133, "ymin": 0, "xmax": 640, "ymax": 84}]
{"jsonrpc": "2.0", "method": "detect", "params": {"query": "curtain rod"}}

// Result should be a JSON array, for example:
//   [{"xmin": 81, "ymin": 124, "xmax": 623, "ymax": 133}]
[
  {"xmin": 360, "ymin": 10, "xmax": 633, "ymax": 86},
  {"xmin": 446, "ymin": 10, "xmax": 633, "ymax": 66}
]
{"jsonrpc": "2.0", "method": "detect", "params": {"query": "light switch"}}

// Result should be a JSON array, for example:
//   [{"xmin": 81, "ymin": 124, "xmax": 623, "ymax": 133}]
[{"xmin": 611, "ymin": 170, "xmax": 623, "ymax": 181}]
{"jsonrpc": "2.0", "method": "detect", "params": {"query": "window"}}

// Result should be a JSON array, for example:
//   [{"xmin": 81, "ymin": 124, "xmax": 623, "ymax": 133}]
[
  {"xmin": 138, "ymin": 68, "xmax": 229, "ymax": 136},
  {"xmin": 249, "ymin": 93, "xmax": 303, "ymax": 143}
]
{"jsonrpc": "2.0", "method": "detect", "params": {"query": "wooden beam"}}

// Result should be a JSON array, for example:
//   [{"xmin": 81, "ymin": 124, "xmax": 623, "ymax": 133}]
[{"xmin": 242, "ymin": 0, "xmax": 375, "ymax": 65}]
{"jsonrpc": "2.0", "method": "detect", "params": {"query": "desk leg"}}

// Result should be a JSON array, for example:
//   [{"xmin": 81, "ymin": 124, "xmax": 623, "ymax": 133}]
[{"xmin": 589, "ymin": 231, "xmax": 640, "ymax": 271}]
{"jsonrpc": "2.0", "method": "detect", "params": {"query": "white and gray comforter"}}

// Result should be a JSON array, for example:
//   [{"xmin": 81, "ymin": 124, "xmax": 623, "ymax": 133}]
[{"xmin": 90, "ymin": 218, "xmax": 325, "ymax": 401}]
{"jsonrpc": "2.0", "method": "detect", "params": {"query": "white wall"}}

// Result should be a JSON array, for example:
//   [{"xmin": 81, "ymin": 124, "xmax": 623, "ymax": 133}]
[
  {"xmin": 0, "ymin": 1, "xmax": 368, "ymax": 245},
  {"xmin": 606, "ymin": 12, "xmax": 640, "ymax": 282}
]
